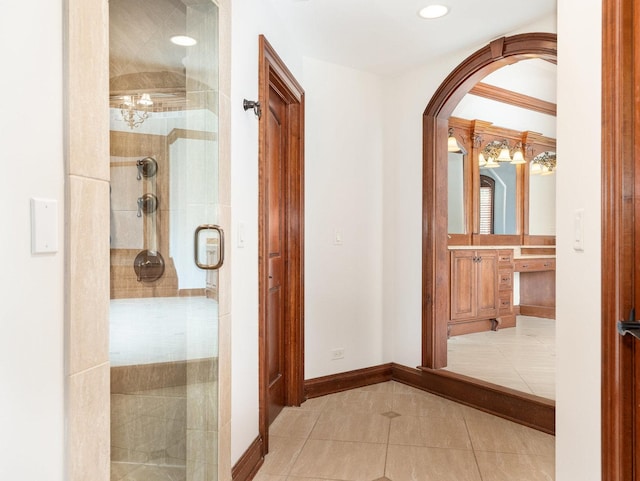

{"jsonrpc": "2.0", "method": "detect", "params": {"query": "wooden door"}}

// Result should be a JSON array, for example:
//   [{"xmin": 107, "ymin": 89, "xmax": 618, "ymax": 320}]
[
  {"xmin": 257, "ymin": 35, "xmax": 305, "ymax": 457},
  {"xmin": 450, "ymin": 250, "xmax": 476, "ymax": 320},
  {"xmin": 476, "ymin": 250, "xmax": 499, "ymax": 318},
  {"xmin": 265, "ymin": 86, "xmax": 287, "ymax": 425},
  {"xmin": 602, "ymin": 0, "xmax": 639, "ymax": 477}
]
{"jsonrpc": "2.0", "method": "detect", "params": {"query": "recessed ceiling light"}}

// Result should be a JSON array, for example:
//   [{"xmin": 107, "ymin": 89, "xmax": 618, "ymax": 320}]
[
  {"xmin": 418, "ymin": 5, "xmax": 449, "ymax": 19},
  {"xmin": 170, "ymin": 35, "xmax": 197, "ymax": 47}
]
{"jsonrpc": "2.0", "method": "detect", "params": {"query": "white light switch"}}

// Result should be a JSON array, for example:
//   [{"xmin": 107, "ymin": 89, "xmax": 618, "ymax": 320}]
[
  {"xmin": 31, "ymin": 198, "xmax": 58, "ymax": 254},
  {"xmin": 573, "ymin": 208, "xmax": 584, "ymax": 252},
  {"xmin": 333, "ymin": 229, "xmax": 343, "ymax": 245}
]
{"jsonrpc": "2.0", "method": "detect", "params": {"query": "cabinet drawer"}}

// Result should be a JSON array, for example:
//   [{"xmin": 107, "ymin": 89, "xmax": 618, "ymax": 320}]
[
  {"xmin": 498, "ymin": 293, "xmax": 512, "ymax": 314},
  {"xmin": 498, "ymin": 269, "xmax": 513, "ymax": 289},
  {"xmin": 497, "ymin": 250, "xmax": 513, "ymax": 265},
  {"xmin": 514, "ymin": 258, "xmax": 556, "ymax": 272}
]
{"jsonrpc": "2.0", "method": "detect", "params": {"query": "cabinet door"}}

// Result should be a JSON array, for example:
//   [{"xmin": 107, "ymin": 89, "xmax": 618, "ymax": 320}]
[
  {"xmin": 450, "ymin": 250, "xmax": 476, "ymax": 320},
  {"xmin": 476, "ymin": 250, "xmax": 499, "ymax": 318}
]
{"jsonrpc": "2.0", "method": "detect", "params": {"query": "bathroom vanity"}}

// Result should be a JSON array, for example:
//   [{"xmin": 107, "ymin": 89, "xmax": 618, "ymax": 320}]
[{"xmin": 448, "ymin": 246, "xmax": 556, "ymax": 336}]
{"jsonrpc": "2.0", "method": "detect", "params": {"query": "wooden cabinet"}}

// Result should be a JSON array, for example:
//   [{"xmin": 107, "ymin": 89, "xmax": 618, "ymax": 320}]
[
  {"xmin": 449, "ymin": 249, "xmax": 514, "ymax": 336},
  {"xmin": 515, "ymin": 257, "xmax": 556, "ymax": 318}
]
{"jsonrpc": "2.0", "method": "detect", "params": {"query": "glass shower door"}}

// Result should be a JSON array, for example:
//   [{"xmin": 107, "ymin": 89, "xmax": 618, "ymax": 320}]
[{"xmin": 108, "ymin": 1, "xmax": 221, "ymax": 480}]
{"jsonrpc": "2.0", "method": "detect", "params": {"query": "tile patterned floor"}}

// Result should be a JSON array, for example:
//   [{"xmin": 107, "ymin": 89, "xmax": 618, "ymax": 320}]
[
  {"xmin": 444, "ymin": 316, "xmax": 555, "ymax": 399},
  {"xmin": 254, "ymin": 381, "xmax": 555, "ymax": 481}
]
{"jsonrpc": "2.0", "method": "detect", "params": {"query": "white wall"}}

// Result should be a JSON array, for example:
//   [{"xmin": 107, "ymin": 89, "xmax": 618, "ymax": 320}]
[
  {"xmin": 230, "ymin": 0, "xmax": 304, "ymax": 463},
  {"xmin": 556, "ymin": 0, "xmax": 602, "ymax": 478},
  {"xmin": 230, "ymin": 1, "xmax": 388, "ymax": 462},
  {"xmin": 0, "ymin": 2, "xmax": 65, "ymax": 480},
  {"xmin": 303, "ymin": 56, "xmax": 385, "ymax": 379}
]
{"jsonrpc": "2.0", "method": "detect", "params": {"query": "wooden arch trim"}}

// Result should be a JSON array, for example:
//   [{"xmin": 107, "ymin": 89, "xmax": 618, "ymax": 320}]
[{"xmin": 421, "ymin": 32, "xmax": 557, "ymax": 369}]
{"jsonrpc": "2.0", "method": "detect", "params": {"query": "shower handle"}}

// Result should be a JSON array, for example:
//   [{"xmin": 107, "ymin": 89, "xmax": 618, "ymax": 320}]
[{"xmin": 194, "ymin": 224, "xmax": 225, "ymax": 270}]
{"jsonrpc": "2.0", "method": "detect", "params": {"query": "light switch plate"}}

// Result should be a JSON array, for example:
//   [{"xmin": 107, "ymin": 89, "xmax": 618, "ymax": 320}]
[
  {"xmin": 237, "ymin": 221, "xmax": 246, "ymax": 248},
  {"xmin": 333, "ymin": 229, "xmax": 343, "ymax": 245},
  {"xmin": 31, "ymin": 198, "xmax": 58, "ymax": 254},
  {"xmin": 573, "ymin": 208, "xmax": 584, "ymax": 252}
]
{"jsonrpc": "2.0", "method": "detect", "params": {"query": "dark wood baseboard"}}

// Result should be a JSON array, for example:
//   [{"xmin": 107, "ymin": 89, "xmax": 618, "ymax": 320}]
[
  {"xmin": 520, "ymin": 304, "xmax": 555, "ymax": 319},
  {"xmin": 304, "ymin": 363, "xmax": 393, "ymax": 399},
  {"xmin": 302, "ymin": 362, "xmax": 554, "ymax": 434},
  {"xmin": 391, "ymin": 363, "xmax": 555, "ymax": 434},
  {"xmin": 231, "ymin": 435, "xmax": 264, "ymax": 481}
]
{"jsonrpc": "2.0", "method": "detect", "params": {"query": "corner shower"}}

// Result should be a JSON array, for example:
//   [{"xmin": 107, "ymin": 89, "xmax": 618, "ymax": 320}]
[{"xmin": 108, "ymin": 1, "xmax": 222, "ymax": 480}]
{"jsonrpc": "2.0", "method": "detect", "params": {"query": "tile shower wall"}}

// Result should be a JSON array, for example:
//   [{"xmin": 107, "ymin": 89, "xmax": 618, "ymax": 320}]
[{"xmin": 65, "ymin": 0, "xmax": 111, "ymax": 480}]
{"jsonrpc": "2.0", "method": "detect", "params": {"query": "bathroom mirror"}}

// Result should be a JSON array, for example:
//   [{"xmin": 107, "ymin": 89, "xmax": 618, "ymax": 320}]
[
  {"xmin": 448, "ymin": 152, "xmax": 466, "ymax": 234},
  {"xmin": 528, "ymin": 158, "xmax": 556, "ymax": 235},
  {"xmin": 479, "ymin": 162, "xmax": 518, "ymax": 235},
  {"xmin": 448, "ymin": 59, "xmax": 557, "ymax": 244}
]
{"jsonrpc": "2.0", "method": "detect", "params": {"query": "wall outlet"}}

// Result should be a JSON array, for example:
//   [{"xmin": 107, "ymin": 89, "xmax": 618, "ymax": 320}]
[{"xmin": 331, "ymin": 348, "xmax": 345, "ymax": 360}]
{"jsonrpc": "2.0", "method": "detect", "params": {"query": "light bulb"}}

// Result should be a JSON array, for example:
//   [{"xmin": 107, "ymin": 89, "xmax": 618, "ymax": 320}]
[
  {"xmin": 497, "ymin": 146, "xmax": 512, "ymax": 162},
  {"xmin": 530, "ymin": 162, "xmax": 542, "ymax": 175},
  {"xmin": 511, "ymin": 149, "xmax": 526, "ymax": 164}
]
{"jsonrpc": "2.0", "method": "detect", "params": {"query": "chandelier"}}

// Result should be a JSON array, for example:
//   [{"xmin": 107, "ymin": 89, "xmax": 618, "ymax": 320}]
[
  {"xmin": 119, "ymin": 93, "xmax": 153, "ymax": 129},
  {"xmin": 530, "ymin": 151, "xmax": 557, "ymax": 175}
]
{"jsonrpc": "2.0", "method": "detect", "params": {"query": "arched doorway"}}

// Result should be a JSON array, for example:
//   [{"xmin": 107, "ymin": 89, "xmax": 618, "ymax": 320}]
[{"xmin": 421, "ymin": 33, "xmax": 557, "ymax": 369}]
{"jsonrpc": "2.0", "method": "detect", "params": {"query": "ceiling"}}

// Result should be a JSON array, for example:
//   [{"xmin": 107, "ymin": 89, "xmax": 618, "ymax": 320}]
[{"xmin": 268, "ymin": 0, "xmax": 557, "ymax": 76}]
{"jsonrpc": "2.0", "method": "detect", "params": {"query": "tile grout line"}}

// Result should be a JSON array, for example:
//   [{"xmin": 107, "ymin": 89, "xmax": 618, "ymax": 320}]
[
  {"xmin": 462, "ymin": 414, "xmax": 486, "ymax": 481},
  {"xmin": 382, "ymin": 391, "xmax": 395, "ymax": 480},
  {"xmin": 281, "ymin": 400, "xmax": 327, "ymax": 478}
]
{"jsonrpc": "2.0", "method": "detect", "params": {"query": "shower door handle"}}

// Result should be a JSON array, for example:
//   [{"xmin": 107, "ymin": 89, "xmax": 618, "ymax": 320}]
[{"xmin": 194, "ymin": 224, "xmax": 225, "ymax": 270}]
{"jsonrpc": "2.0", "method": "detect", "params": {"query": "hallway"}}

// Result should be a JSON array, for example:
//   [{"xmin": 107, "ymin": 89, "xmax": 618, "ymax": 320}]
[{"xmin": 254, "ymin": 381, "xmax": 554, "ymax": 481}]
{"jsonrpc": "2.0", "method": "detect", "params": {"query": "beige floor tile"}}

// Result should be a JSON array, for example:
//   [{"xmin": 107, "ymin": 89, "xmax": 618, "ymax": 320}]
[
  {"xmin": 354, "ymin": 381, "xmax": 396, "ymax": 393},
  {"xmin": 475, "ymin": 451, "xmax": 555, "ymax": 481},
  {"xmin": 260, "ymin": 436, "xmax": 307, "ymax": 476},
  {"xmin": 445, "ymin": 316, "xmax": 556, "ymax": 400},
  {"xmin": 324, "ymin": 390, "xmax": 394, "ymax": 414},
  {"xmin": 463, "ymin": 408, "xmax": 555, "ymax": 456},
  {"xmin": 385, "ymin": 444, "xmax": 482, "ymax": 481},
  {"xmin": 310, "ymin": 409, "xmax": 390, "ymax": 443},
  {"xmin": 527, "ymin": 382, "xmax": 556, "ymax": 399},
  {"xmin": 392, "ymin": 382, "xmax": 431, "ymax": 395},
  {"xmin": 254, "ymin": 383, "xmax": 555, "ymax": 481},
  {"xmin": 297, "ymin": 395, "xmax": 332, "ymax": 412},
  {"xmin": 388, "ymin": 414, "xmax": 472, "ymax": 449},
  {"xmin": 270, "ymin": 407, "xmax": 321, "ymax": 438},
  {"xmin": 252, "ymin": 474, "xmax": 287, "ymax": 481},
  {"xmin": 289, "ymin": 439, "xmax": 386, "ymax": 481},
  {"xmin": 286, "ymin": 477, "xmax": 340, "ymax": 481},
  {"xmin": 392, "ymin": 392, "xmax": 464, "ymax": 419}
]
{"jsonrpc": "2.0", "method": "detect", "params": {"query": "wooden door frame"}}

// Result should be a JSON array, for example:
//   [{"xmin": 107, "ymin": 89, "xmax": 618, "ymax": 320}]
[
  {"xmin": 421, "ymin": 33, "xmax": 558, "ymax": 369},
  {"xmin": 257, "ymin": 35, "xmax": 305, "ymax": 454},
  {"xmin": 601, "ymin": 0, "xmax": 636, "ymax": 478}
]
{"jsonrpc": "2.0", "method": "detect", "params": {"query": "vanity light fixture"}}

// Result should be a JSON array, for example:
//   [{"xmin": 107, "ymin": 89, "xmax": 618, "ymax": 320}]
[
  {"xmin": 530, "ymin": 151, "xmax": 557, "ymax": 175},
  {"xmin": 447, "ymin": 128, "xmax": 464, "ymax": 153},
  {"xmin": 170, "ymin": 35, "xmax": 197, "ymax": 46},
  {"xmin": 479, "ymin": 139, "xmax": 528, "ymax": 167},
  {"xmin": 496, "ymin": 141, "xmax": 512, "ymax": 162},
  {"xmin": 418, "ymin": 4, "xmax": 449, "ymax": 19},
  {"xmin": 480, "ymin": 140, "xmax": 508, "ymax": 168},
  {"xmin": 511, "ymin": 143, "xmax": 526, "ymax": 164},
  {"xmin": 119, "ymin": 93, "xmax": 154, "ymax": 129}
]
